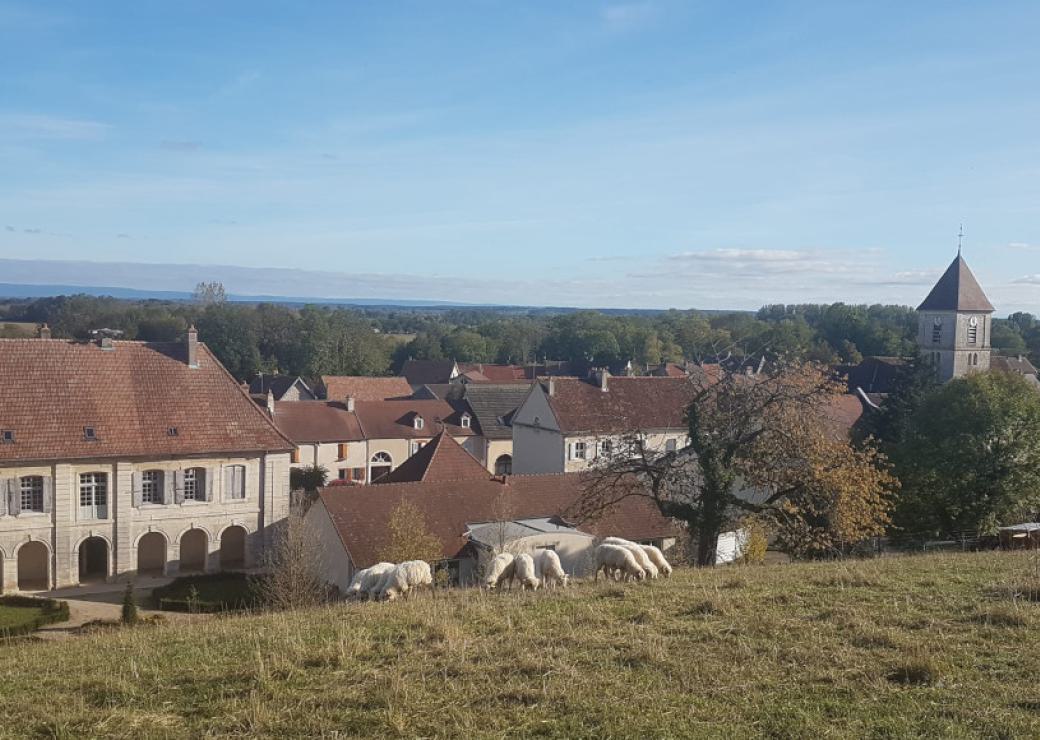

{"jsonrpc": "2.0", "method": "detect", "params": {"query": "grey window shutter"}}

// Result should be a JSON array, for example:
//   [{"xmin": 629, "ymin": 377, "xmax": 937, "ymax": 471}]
[
  {"xmin": 42, "ymin": 477, "xmax": 53, "ymax": 514},
  {"xmin": 0, "ymin": 479, "xmax": 8, "ymax": 517},
  {"xmin": 174, "ymin": 470, "xmax": 185, "ymax": 504},
  {"xmin": 224, "ymin": 466, "xmax": 233, "ymax": 502},
  {"xmin": 237, "ymin": 466, "xmax": 246, "ymax": 499},
  {"xmin": 131, "ymin": 471, "xmax": 143, "ymax": 508},
  {"xmin": 566, "ymin": 442, "xmax": 573, "ymax": 461},
  {"xmin": 162, "ymin": 471, "xmax": 173, "ymax": 505},
  {"xmin": 204, "ymin": 468, "xmax": 215, "ymax": 502},
  {"xmin": 8, "ymin": 479, "xmax": 20, "ymax": 516}
]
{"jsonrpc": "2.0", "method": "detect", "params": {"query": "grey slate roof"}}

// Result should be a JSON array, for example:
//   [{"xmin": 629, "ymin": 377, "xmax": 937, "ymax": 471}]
[
  {"xmin": 401, "ymin": 360, "xmax": 458, "ymax": 387},
  {"xmin": 917, "ymin": 255, "xmax": 995, "ymax": 312},
  {"xmin": 248, "ymin": 374, "xmax": 313, "ymax": 400},
  {"xmin": 459, "ymin": 383, "xmax": 533, "ymax": 439}
]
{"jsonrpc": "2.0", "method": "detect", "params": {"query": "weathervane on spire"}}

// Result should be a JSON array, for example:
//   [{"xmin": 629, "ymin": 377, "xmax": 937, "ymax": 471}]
[{"xmin": 957, "ymin": 224, "xmax": 964, "ymax": 256}]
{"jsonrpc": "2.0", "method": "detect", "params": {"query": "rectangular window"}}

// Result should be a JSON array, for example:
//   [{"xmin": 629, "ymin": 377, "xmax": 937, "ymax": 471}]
[
  {"xmin": 337, "ymin": 443, "xmax": 347, "ymax": 460},
  {"xmin": 141, "ymin": 470, "xmax": 161, "ymax": 504},
  {"xmin": 352, "ymin": 467, "xmax": 366, "ymax": 482},
  {"xmin": 338, "ymin": 468, "xmax": 348, "ymax": 480},
  {"xmin": 598, "ymin": 439, "xmax": 613, "ymax": 457},
  {"xmin": 79, "ymin": 472, "xmax": 108, "ymax": 519},
  {"xmin": 932, "ymin": 325, "xmax": 941, "ymax": 343},
  {"xmin": 183, "ymin": 468, "xmax": 199, "ymax": 501},
  {"xmin": 226, "ymin": 465, "xmax": 246, "ymax": 500},
  {"xmin": 573, "ymin": 441, "xmax": 587, "ymax": 460},
  {"xmin": 20, "ymin": 476, "xmax": 44, "ymax": 512},
  {"xmin": 968, "ymin": 324, "xmax": 978, "ymax": 344},
  {"xmin": 665, "ymin": 438, "xmax": 678, "ymax": 453}
]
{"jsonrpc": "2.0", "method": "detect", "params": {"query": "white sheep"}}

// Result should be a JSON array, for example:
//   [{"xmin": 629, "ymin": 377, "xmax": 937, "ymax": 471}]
[
  {"xmin": 346, "ymin": 562, "xmax": 394, "ymax": 600},
  {"xmin": 641, "ymin": 544, "xmax": 673, "ymax": 577},
  {"xmin": 602, "ymin": 537, "xmax": 659, "ymax": 579},
  {"xmin": 380, "ymin": 560, "xmax": 434, "ymax": 602},
  {"xmin": 484, "ymin": 552, "xmax": 516, "ymax": 590},
  {"xmin": 367, "ymin": 563, "xmax": 400, "ymax": 600},
  {"xmin": 534, "ymin": 549, "xmax": 568, "ymax": 589},
  {"xmin": 595, "ymin": 543, "xmax": 645, "ymax": 582},
  {"xmin": 513, "ymin": 553, "xmax": 540, "ymax": 591}
]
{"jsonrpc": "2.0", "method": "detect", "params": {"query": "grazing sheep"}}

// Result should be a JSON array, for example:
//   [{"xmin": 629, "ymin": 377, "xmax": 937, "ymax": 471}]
[
  {"xmin": 366, "ymin": 563, "xmax": 400, "ymax": 600},
  {"xmin": 380, "ymin": 560, "xmax": 434, "ymax": 602},
  {"xmin": 595, "ymin": 543, "xmax": 645, "ymax": 582},
  {"xmin": 602, "ymin": 537, "xmax": 659, "ymax": 579},
  {"xmin": 346, "ymin": 562, "xmax": 395, "ymax": 600},
  {"xmin": 534, "ymin": 549, "xmax": 568, "ymax": 589},
  {"xmin": 641, "ymin": 544, "xmax": 673, "ymax": 577},
  {"xmin": 513, "ymin": 553, "xmax": 540, "ymax": 591},
  {"xmin": 484, "ymin": 552, "xmax": 517, "ymax": 590}
]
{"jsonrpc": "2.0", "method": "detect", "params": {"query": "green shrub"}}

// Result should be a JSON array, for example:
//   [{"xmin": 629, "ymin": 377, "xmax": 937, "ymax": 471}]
[
  {"xmin": 0, "ymin": 595, "xmax": 70, "ymax": 638},
  {"xmin": 152, "ymin": 573, "xmax": 264, "ymax": 613}
]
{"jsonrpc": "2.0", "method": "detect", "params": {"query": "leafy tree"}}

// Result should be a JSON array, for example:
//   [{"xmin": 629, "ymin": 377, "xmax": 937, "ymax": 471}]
[
  {"xmin": 889, "ymin": 371, "xmax": 1040, "ymax": 537},
  {"xmin": 441, "ymin": 329, "xmax": 492, "ymax": 363},
  {"xmin": 290, "ymin": 465, "xmax": 329, "ymax": 493},
  {"xmin": 856, "ymin": 357, "xmax": 937, "ymax": 449},
  {"xmin": 579, "ymin": 361, "xmax": 896, "ymax": 565},
  {"xmin": 192, "ymin": 281, "xmax": 227, "ymax": 304},
  {"xmin": 378, "ymin": 501, "xmax": 443, "ymax": 564},
  {"xmin": 196, "ymin": 304, "xmax": 262, "ymax": 380},
  {"xmin": 992, "ymin": 321, "xmax": 1028, "ymax": 354}
]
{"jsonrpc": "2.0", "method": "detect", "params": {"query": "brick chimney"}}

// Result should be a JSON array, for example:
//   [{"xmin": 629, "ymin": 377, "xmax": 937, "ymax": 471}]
[
  {"xmin": 346, "ymin": 395, "xmax": 356, "ymax": 412},
  {"xmin": 187, "ymin": 325, "xmax": 199, "ymax": 369},
  {"xmin": 38, "ymin": 323, "xmax": 51, "ymax": 340}
]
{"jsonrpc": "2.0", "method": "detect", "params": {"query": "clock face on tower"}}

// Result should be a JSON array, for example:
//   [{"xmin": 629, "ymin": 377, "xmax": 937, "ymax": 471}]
[
  {"xmin": 969, "ymin": 316, "xmax": 979, "ymax": 327},
  {"xmin": 933, "ymin": 317, "xmax": 943, "ymax": 327}
]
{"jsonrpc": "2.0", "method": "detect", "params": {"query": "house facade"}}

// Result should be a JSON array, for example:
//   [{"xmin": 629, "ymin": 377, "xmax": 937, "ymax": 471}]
[{"xmin": 0, "ymin": 329, "xmax": 293, "ymax": 591}]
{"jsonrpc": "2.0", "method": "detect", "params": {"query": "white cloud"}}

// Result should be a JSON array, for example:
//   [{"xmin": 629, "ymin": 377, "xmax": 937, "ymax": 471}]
[
  {"xmin": 1012, "ymin": 275, "xmax": 1040, "ymax": 285},
  {"xmin": 0, "ymin": 114, "xmax": 109, "ymax": 141}
]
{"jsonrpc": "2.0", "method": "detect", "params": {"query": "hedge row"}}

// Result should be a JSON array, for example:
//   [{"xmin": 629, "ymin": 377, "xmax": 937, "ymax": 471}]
[
  {"xmin": 152, "ymin": 573, "xmax": 265, "ymax": 613},
  {"xmin": 0, "ymin": 595, "xmax": 70, "ymax": 638}
]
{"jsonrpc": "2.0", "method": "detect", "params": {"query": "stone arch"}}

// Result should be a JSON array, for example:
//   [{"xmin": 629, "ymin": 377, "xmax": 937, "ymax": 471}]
[
  {"xmin": 369, "ymin": 451, "xmax": 393, "ymax": 482},
  {"xmin": 219, "ymin": 525, "xmax": 248, "ymax": 570},
  {"xmin": 136, "ymin": 531, "xmax": 168, "ymax": 576},
  {"xmin": 179, "ymin": 527, "xmax": 209, "ymax": 573},
  {"xmin": 15, "ymin": 540, "xmax": 50, "ymax": 591},
  {"xmin": 76, "ymin": 535, "xmax": 110, "ymax": 584}
]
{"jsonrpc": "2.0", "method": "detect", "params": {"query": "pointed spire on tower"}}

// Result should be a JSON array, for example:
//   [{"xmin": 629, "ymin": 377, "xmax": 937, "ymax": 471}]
[{"xmin": 957, "ymin": 224, "xmax": 964, "ymax": 256}]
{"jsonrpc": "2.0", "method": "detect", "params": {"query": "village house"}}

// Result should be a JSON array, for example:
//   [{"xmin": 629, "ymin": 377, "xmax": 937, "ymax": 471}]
[
  {"xmin": 247, "ymin": 373, "xmax": 316, "ymax": 401},
  {"xmin": 303, "ymin": 432, "xmax": 679, "ymax": 591},
  {"xmin": 0, "ymin": 328, "xmax": 293, "ymax": 592},
  {"xmin": 271, "ymin": 396, "xmax": 476, "ymax": 483}
]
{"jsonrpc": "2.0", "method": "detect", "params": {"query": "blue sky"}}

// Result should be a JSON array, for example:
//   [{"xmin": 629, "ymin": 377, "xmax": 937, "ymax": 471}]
[{"xmin": 2, "ymin": 1, "xmax": 1039, "ymax": 311}]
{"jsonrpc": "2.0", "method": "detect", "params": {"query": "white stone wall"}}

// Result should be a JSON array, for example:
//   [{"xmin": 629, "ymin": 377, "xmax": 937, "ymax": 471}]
[
  {"xmin": 0, "ymin": 451, "xmax": 292, "ymax": 591},
  {"xmin": 918, "ymin": 310, "xmax": 991, "ymax": 382},
  {"xmin": 303, "ymin": 498, "xmax": 356, "ymax": 594}
]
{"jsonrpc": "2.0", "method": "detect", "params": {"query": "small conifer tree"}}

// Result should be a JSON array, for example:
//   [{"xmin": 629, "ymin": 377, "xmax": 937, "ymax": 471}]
[{"xmin": 121, "ymin": 582, "xmax": 139, "ymax": 625}]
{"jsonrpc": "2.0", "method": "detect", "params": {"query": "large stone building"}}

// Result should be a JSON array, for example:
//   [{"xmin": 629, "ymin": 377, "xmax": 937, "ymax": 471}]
[
  {"xmin": 0, "ymin": 329, "xmax": 293, "ymax": 591},
  {"xmin": 917, "ymin": 254, "xmax": 995, "ymax": 382}
]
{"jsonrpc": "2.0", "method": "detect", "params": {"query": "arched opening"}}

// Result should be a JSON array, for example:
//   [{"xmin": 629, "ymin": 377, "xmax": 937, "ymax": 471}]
[
  {"xmin": 220, "ymin": 526, "xmax": 247, "ymax": 570},
  {"xmin": 179, "ymin": 529, "xmax": 208, "ymax": 573},
  {"xmin": 137, "ymin": 532, "xmax": 167, "ymax": 576},
  {"xmin": 78, "ymin": 537, "xmax": 109, "ymax": 583},
  {"xmin": 369, "ymin": 451, "xmax": 393, "ymax": 483},
  {"xmin": 494, "ymin": 454, "xmax": 513, "ymax": 476},
  {"xmin": 17, "ymin": 542, "xmax": 49, "ymax": 591}
]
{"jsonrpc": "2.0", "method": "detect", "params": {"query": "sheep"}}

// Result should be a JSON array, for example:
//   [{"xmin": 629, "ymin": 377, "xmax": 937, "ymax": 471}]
[
  {"xmin": 345, "ymin": 562, "xmax": 394, "ymax": 600},
  {"xmin": 379, "ymin": 560, "xmax": 434, "ymax": 602},
  {"xmin": 513, "ymin": 553, "xmax": 540, "ymax": 591},
  {"xmin": 602, "ymin": 537, "xmax": 659, "ymax": 579},
  {"xmin": 484, "ymin": 552, "xmax": 516, "ymax": 590},
  {"xmin": 641, "ymin": 544, "xmax": 673, "ymax": 577},
  {"xmin": 367, "ymin": 563, "xmax": 400, "ymax": 600},
  {"xmin": 594, "ymin": 543, "xmax": 645, "ymax": 582},
  {"xmin": 534, "ymin": 549, "xmax": 568, "ymax": 589}
]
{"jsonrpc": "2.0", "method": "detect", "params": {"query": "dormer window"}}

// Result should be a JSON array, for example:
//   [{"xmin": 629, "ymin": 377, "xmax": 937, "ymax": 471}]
[
  {"xmin": 414, "ymin": 415, "xmax": 424, "ymax": 431},
  {"xmin": 1, "ymin": 430, "xmax": 13, "ymax": 444},
  {"xmin": 461, "ymin": 413, "xmax": 471, "ymax": 429},
  {"xmin": 83, "ymin": 426, "xmax": 97, "ymax": 441}
]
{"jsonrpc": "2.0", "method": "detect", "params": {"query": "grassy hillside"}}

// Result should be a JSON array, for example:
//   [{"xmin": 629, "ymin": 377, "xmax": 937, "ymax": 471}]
[{"xmin": 2, "ymin": 552, "xmax": 1039, "ymax": 738}]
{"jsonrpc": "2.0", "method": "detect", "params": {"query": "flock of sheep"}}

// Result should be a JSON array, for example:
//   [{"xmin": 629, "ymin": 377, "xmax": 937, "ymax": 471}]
[{"xmin": 345, "ymin": 537, "xmax": 674, "ymax": 602}]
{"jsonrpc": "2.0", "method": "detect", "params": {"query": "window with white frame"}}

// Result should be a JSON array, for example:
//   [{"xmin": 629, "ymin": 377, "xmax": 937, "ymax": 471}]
[
  {"xmin": 573, "ymin": 441, "xmax": 587, "ymax": 460},
  {"xmin": 183, "ymin": 468, "xmax": 202, "ymax": 501},
  {"xmin": 225, "ymin": 465, "xmax": 246, "ymax": 500},
  {"xmin": 410, "ymin": 440, "xmax": 426, "ymax": 456},
  {"xmin": 461, "ymin": 414, "xmax": 471, "ymax": 428},
  {"xmin": 79, "ymin": 472, "xmax": 108, "ymax": 518},
  {"xmin": 414, "ymin": 415, "xmax": 424, "ymax": 430},
  {"xmin": 665, "ymin": 438, "xmax": 678, "ymax": 453},
  {"xmin": 141, "ymin": 470, "xmax": 162, "ymax": 504},
  {"xmin": 20, "ymin": 476, "xmax": 44, "ymax": 512}
]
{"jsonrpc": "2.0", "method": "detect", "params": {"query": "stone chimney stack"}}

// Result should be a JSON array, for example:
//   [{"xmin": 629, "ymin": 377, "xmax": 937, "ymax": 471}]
[
  {"xmin": 266, "ymin": 390, "xmax": 276, "ymax": 417},
  {"xmin": 598, "ymin": 369, "xmax": 610, "ymax": 392},
  {"xmin": 346, "ymin": 395, "xmax": 356, "ymax": 412},
  {"xmin": 39, "ymin": 323, "xmax": 51, "ymax": 340},
  {"xmin": 187, "ymin": 325, "xmax": 199, "ymax": 369},
  {"xmin": 547, "ymin": 377, "xmax": 555, "ymax": 397}
]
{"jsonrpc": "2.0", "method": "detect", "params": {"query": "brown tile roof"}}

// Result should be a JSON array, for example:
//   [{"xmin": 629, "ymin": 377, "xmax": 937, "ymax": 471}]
[
  {"xmin": 821, "ymin": 394, "xmax": 866, "ymax": 438},
  {"xmin": 991, "ymin": 354, "xmax": 1039, "ymax": 377},
  {"xmin": 271, "ymin": 401, "xmax": 364, "ymax": 443},
  {"xmin": 321, "ymin": 376, "xmax": 412, "ymax": 402},
  {"xmin": 318, "ymin": 471, "xmax": 681, "ymax": 568},
  {"xmin": 458, "ymin": 363, "xmax": 529, "ymax": 383},
  {"xmin": 0, "ymin": 339, "xmax": 292, "ymax": 463},
  {"xmin": 650, "ymin": 362, "xmax": 689, "ymax": 378},
  {"xmin": 917, "ymin": 255, "xmax": 995, "ymax": 312},
  {"xmin": 375, "ymin": 431, "xmax": 489, "ymax": 484},
  {"xmin": 401, "ymin": 360, "xmax": 458, "ymax": 387},
  {"xmin": 353, "ymin": 399, "xmax": 475, "ymax": 440},
  {"xmin": 546, "ymin": 376, "xmax": 700, "ymax": 434}
]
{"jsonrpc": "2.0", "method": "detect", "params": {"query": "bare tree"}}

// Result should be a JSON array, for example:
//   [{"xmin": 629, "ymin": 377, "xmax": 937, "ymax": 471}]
[
  {"xmin": 192, "ymin": 281, "xmax": 227, "ymax": 304},
  {"xmin": 576, "ymin": 359, "xmax": 896, "ymax": 566},
  {"xmin": 258, "ymin": 509, "xmax": 330, "ymax": 610}
]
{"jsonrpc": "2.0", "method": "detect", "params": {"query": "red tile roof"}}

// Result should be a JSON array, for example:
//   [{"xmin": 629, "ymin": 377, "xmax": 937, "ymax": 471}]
[
  {"xmin": 0, "ymin": 339, "xmax": 292, "ymax": 463},
  {"xmin": 321, "ymin": 376, "xmax": 412, "ymax": 402},
  {"xmin": 272, "ymin": 401, "xmax": 364, "ymax": 443},
  {"xmin": 354, "ymin": 399, "xmax": 475, "ymax": 440},
  {"xmin": 546, "ymin": 376, "xmax": 700, "ymax": 434},
  {"xmin": 375, "ymin": 431, "xmax": 489, "ymax": 484},
  {"xmin": 318, "ymin": 472, "xmax": 681, "ymax": 568},
  {"xmin": 458, "ymin": 363, "xmax": 529, "ymax": 383}
]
